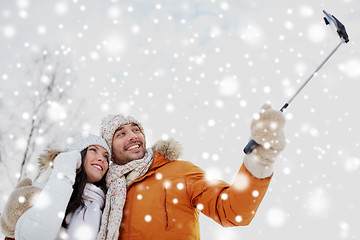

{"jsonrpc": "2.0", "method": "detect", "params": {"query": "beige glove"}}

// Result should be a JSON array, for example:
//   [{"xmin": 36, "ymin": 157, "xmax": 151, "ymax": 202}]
[
  {"xmin": 0, "ymin": 178, "xmax": 41, "ymax": 238},
  {"xmin": 244, "ymin": 103, "xmax": 286, "ymax": 178}
]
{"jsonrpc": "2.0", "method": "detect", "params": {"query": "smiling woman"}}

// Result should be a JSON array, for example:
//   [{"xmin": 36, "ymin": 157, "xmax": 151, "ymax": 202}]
[
  {"xmin": 83, "ymin": 145, "xmax": 109, "ymax": 183},
  {"xmin": 0, "ymin": 134, "xmax": 111, "ymax": 240}
]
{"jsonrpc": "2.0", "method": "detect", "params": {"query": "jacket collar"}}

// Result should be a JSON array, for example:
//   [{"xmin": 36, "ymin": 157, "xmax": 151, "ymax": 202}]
[
  {"xmin": 149, "ymin": 151, "xmax": 170, "ymax": 171},
  {"xmin": 126, "ymin": 138, "xmax": 182, "ymax": 189}
]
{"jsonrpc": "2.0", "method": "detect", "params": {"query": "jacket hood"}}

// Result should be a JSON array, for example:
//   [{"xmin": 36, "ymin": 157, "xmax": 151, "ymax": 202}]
[{"xmin": 38, "ymin": 138, "xmax": 182, "ymax": 170}]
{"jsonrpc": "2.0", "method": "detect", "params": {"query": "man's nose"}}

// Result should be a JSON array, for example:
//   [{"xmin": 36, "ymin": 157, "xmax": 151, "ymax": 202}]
[{"xmin": 128, "ymin": 131, "xmax": 138, "ymax": 140}]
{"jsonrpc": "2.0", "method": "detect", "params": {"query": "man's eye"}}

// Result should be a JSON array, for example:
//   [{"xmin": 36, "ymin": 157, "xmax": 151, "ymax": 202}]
[
  {"xmin": 89, "ymin": 148, "xmax": 97, "ymax": 152},
  {"xmin": 116, "ymin": 132, "xmax": 125, "ymax": 137}
]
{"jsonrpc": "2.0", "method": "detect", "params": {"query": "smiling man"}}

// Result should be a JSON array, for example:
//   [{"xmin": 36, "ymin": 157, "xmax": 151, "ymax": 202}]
[
  {"xmin": 97, "ymin": 104, "xmax": 286, "ymax": 240},
  {"xmin": 111, "ymin": 123, "xmax": 146, "ymax": 165}
]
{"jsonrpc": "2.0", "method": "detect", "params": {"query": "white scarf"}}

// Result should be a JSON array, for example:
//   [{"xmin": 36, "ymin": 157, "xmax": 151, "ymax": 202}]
[
  {"xmin": 83, "ymin": 183, "xmax": 106, "ymax": 208},
  {"xmin": 97, "ymin": 149, "xmax": 154, "ymax": 240},
  {"xmin": 65, "ymin": 184, "xmax": 105, "ymax": 240}
]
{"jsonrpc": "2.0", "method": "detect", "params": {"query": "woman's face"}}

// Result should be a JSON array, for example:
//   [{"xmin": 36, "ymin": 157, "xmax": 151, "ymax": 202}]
[{"xmin": 83, "ymin": 145, "xmax": 109, "ymax": 183}]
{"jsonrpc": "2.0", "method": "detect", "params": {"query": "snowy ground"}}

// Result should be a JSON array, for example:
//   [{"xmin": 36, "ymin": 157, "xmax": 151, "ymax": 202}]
[{"xmin": 1, "ymin": 0, "xmax": 359, "ymax": 239}]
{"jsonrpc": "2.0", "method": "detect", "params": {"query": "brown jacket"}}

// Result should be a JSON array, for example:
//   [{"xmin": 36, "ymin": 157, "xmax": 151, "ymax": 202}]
[{"xmin": 119, "ymin": 144, "xmax": 272, "ymax": 239}]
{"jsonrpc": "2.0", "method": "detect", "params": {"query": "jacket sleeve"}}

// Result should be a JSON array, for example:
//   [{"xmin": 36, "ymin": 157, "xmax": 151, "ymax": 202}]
[
  {"xmin": 185, "ymin": 162, "xmax": 272, "ymax": 227},
  {"xmin": 14, "ymin": 151, "xmax": 80, "ymax": 240}
]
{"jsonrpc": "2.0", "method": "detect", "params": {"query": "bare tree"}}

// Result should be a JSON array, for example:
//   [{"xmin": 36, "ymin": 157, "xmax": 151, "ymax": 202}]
[{"xmin": 0, "ymin": 47, "xmax": 80, "ymax": 184}]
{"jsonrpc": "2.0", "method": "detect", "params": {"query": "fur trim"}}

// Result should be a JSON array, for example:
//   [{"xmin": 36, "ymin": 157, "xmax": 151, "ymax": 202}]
[
  {"xmin": 151, "ymin": 138, "xmax": 182, "ymax": 161},
  {"xmin": 38, "ymin": 148, "xmax": 63, "ymax": 171}
]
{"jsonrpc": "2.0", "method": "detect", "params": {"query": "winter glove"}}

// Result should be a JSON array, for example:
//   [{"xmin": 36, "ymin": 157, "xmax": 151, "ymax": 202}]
[
  {"xmin": 0, "ymin": 178, "xmax": 41, "ymax": 238},
  {"xmin": 244, "ymin": 103, "xmax": 286, "ymax": 178},
  {"xmin": 52, "ymin": 150, "xmax": 81, "ymax": 185}
]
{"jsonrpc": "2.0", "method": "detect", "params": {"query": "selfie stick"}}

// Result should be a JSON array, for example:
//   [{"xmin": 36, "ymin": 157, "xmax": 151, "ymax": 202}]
[{"xmin": 243, "ymin": 10, "xmax": 349, "ymax": 155}]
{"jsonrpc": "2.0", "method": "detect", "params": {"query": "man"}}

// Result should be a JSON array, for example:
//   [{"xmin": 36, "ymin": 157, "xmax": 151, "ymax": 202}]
[{"xmin": 97, "ymin": 104, "xmax": 286, "ymax": 240}]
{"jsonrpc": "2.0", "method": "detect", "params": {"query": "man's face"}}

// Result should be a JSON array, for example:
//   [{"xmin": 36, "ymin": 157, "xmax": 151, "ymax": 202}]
[{"xmin": 111, "ymin": 123, "xmax": 146, "ymax": 165}]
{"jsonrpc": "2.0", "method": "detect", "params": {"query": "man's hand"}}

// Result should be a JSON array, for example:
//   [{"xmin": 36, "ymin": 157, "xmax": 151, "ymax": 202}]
[
  {"xmin": 250, "ymin": 103, "xmax": 286, "ymax": 160},
  {"xmin": 244, "ymin": 104, "xmax": 286, "ymax": 178}
]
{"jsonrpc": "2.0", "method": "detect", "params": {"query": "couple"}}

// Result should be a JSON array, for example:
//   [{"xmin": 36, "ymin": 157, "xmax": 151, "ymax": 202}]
[{"xmin": 1, "ymin": 104, "xmax": 286, "ymax": 240}]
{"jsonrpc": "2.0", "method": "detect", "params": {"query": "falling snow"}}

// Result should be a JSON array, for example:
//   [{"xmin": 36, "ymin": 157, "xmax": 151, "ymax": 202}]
[
  {"xmin": 266, "ymin": 207, "xmax": 286, "ymax": 227},
  {"xmin": 0, "ymin": 1, "xmax": 359, "ymax": 240}
]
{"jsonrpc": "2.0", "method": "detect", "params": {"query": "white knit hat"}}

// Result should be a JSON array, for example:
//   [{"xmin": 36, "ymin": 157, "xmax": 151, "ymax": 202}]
[
  {"xmin": 66, "ymin": 133, "xmax": 111, "ymax": 160},
  {"xmin": 100, "ymin": 114, "xmax": 145, "ymax": 152}
]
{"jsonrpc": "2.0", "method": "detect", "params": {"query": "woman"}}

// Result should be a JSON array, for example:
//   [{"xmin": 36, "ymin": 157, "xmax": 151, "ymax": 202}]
[{"xmin": 1, "ymin": 133, "xmax": 110, "ymax": 240}]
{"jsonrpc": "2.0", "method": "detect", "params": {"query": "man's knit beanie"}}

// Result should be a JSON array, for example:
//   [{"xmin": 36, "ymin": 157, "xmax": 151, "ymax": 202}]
[{"xmin": 100, "ymin": 114, "xmax": 145, "ymax": 152}]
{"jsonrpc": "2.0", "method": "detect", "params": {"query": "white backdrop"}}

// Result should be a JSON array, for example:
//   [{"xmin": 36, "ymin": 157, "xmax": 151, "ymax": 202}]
[{"xmin": 0, "ymin": 0, "xmax": 359, "ymax": 239}]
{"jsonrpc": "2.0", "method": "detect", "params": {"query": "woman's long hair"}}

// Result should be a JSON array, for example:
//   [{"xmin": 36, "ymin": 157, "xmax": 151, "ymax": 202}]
[{"xmin": 62, "ymin": 147, "xmax": 108, "ymax": 228}]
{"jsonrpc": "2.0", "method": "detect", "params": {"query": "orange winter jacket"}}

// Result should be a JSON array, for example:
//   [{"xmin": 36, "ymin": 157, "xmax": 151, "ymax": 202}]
[{"xmin": 118, "ymin": 151, "xmax": 272, "ymax": 240}]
